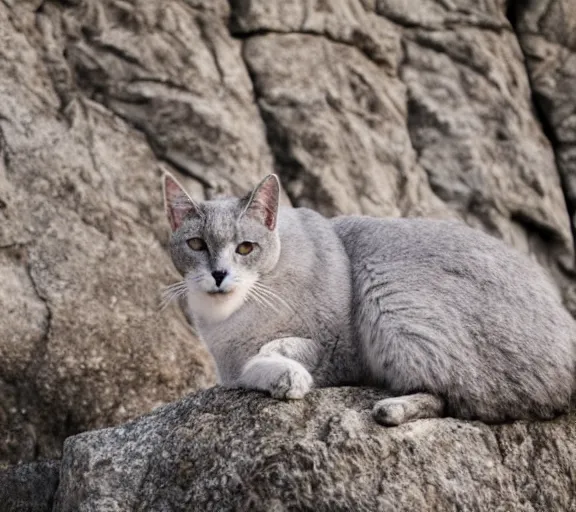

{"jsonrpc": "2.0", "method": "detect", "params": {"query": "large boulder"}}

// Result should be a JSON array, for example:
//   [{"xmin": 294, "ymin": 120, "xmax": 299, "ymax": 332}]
[{"xmin": 54, "ymin": 387, "xmax": 576, "ymax": 511}]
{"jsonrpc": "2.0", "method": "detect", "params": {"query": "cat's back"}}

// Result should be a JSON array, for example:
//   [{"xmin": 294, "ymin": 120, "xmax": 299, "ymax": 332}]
[
  {"xmin": 334, "ymin": 217, "xmax": 537, "ymax": 273},
  {"xmin": 331, "ymin": 215, "xmax": 576, "ymax": 420},
  {"xmin": 332, "ymin": 216, "xmax": 559, "ymax": 300}
]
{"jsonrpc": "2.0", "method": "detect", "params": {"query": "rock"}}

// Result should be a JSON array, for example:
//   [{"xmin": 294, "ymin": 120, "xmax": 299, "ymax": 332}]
[
  {"xmin": 513, "ymin": 0, "xmax": 576, "ymax": 299},
  {"xmin": 0, "ymin": 460, "xmax": 60, "ymax": 512},
  {"xmin": 0, "ymin": 1, "xmax": 217, "ymax": 464},
  {"xmin": 54, "ymin": 387, "xmax": 576, "ymax": 511}
]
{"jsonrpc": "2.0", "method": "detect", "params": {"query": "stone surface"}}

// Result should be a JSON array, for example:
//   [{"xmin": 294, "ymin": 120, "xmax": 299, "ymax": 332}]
[
  {"xmin": 2, "ymin": 0, "xmax": 576, "ymax": 481},
  {"xmin": 54, "ymin": 387, "xmax": 576, "ymax": 511},
  {"xmin": 514, "ymin": 0, "xmax": 576, "ymax": 255},
  {"xmin": 0, "ymin": 460, "xmax": 60, "ymax": 512},
  {"xmin": 0, "ymin": 1, "xmax": 217, "ymax": 464}
]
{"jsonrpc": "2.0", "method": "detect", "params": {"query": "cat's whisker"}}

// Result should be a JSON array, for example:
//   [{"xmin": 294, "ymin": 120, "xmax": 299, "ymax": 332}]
[
  {"xmin": 249, "ymin": 287, "xmax": 282, "ymax": 315},
  {"xmin": 262, "ymin": 285, "xmax": 317, "ymax": 338},
  {"xmin": 161, "ymin": 286, "xmax": 186, "ymax": 298},
  {"xmin": 159, "ymin": 291, "xmax": 186, "ymax": 311},
  {"xmin": 253, "ymin": 283, "xmax": 296, "ymax": 316},
  {"xmin": 246, "ymin": 289, "xmax": 270, "ymax": 312},
  {"xmin": 186, "ymin": 275, "xmax": 205, "ymax": 284},
  {"xmin": 164, "ymin": 281, "xmax": 187, "ymax": 290},
  {"xmin": 161, "ymin": 286, "xmax": 186, "ymax": 299},
  {"xmin": 247, "ymin": 286, "xmax": 273, "ymax": 309},
  {"xmin": 252, "ymin": 282, "xmax": 317, "ymax": 338},
  {"xmin": 159, "ymin": 280, "xmax": 191, "ymax": 312},
  {"xmin": 246, "ymin": 288, "xmax": 272, "ymax": 314}
]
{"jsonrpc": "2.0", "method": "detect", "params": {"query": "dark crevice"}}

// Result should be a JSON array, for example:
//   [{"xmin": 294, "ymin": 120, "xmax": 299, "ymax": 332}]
[
  {"xmin": 24, "ymin": 260, "xmax": 53, "ymax": 378},
  {"xmin": 21, "ymin": 259, "xmax": 57, "ymax": 461},
  {"xmin": 510, "ymin": 210, "xmax": 565, "ymax": 246},
  {"xmin": 530, "ymin": 94, "xmax": 576, "ymax": 252},
  {"xmin": 0, "ymin": 118, "xmax": 10, "ymax": 169},
  {"xmin": 398, "ymin": 39, "xmax": 447, "ymax": 211},
  {"xmin": 228, "ymin": 25, "xmax": 388, "ymax": 68},
  {"xmin": 80, "ymin": 92, "xmax": 216, "ymax": 191},
  {"xmin": 506, "ymin": 1, "xmax": 576, "ymax": 259},
  {"xmin": 505, "ymin": 1, "xmax": 517, "ymax": 29},
  {"xmin": 228, "ymin": 12, "xmax": 351, "ymax": 214},
  {"xmin": 374, "ymin": 4, "xmax": 511, "ymax": 33},
  {"xmin": 89, "ymin": 41, "xmax": 145, "ymax": 68},
  {"xmin": 160, "ymin": 150, "xmax": 215, "ymax": 190}
]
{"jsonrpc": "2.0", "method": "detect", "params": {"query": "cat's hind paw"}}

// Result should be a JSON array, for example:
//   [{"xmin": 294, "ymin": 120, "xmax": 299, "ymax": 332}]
[
  {"xmin": 373, "ymin": 398, "xmax": 409, "ymax": 426},
  {"xmin": 372, "ymin": 393, "xmax": 444, "ymax": 426}
]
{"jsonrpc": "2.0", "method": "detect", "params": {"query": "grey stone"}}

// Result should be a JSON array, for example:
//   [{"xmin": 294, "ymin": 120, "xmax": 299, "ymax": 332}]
[
  {"xmin": 54, "ymin": 387, "xmax": 576, "ymax": 511},
  {"xmin": 0, "ymin": 460, "xmax": 60, "ymax": 512}
]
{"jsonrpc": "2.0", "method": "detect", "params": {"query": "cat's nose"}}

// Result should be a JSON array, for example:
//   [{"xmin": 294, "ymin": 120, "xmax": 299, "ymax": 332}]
[{"xmin": 211, "ymin": 270, "xmax": 228, "ymax": 287}]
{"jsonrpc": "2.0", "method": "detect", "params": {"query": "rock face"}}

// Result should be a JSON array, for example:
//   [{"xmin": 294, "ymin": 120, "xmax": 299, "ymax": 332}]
[
  {"xmin": 0, "ymin": 0, "xmax": 217, "ymax": 464},
  {"xmin": 1, "ymin": 0, "xmax": 576, "ymax": 482},
  {"xmin": 514, "ymin": 0, "xmax": 576, "ymax": 249},
  {"xmin": 54, "ymin": 387, "xmax": 576, "ymax": 511}
]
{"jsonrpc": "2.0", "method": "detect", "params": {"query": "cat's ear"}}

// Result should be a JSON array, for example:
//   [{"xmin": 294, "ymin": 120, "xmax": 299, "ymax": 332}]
[
  {"xmin": 241, "ymin": 174, "xmax": 280, "ymax": 231},
  {"xmin": 163, "ymin": 173, "xmax": 201, "ymax": 232}
]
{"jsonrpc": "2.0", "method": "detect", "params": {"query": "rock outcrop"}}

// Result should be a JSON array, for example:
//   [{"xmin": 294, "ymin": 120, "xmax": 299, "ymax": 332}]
[
  {"xmin": 53, "ymin": 387, "xmax": 576, "ymax": 511},
  {"xmin": 1, "ymin": 0, "xmax": 576, "ymax": 494}
]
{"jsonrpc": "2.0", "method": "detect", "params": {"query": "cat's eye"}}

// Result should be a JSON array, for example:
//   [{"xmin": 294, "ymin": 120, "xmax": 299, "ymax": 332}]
[
  {"xmin": 236, "ymin": 242, "xmax": 254, "ymax": 256},
  {"xmin": 187, "ymin": 238, "xmax": 207, "ymax": 251}
]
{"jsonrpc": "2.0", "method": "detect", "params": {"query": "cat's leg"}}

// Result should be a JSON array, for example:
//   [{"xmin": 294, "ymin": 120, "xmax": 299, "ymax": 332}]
[
  {"xmin": 236, "ymin": 337, "xmax": 322, "ymax": 400},
  {"xmin": 372, "ymin": 393, "xmax": 445, "ymax": 426}
]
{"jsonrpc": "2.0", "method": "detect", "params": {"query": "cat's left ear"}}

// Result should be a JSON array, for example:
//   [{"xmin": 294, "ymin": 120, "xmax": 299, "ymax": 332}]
[
  {"xmin": 241, "ymin": 174, "xmax": 280, "ymax": 231},
  {"xmin": 163, "ymin": 172, "xmax": 201, "ymax": 232}
]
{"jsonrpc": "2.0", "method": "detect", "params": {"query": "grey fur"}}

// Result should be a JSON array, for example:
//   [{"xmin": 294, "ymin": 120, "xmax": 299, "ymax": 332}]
[{"xmin": 164, "ymin": 173, "xmax": 576, "ymax": 425}]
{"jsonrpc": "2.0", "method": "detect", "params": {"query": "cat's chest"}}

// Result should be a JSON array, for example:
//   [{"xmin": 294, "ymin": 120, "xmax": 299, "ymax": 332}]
[{"xmin": 197, "ymin": 309, "xmax": 312, "ymax": 384}]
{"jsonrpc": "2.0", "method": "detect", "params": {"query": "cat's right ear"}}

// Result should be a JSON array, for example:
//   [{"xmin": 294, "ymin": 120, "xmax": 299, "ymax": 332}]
[
  {"xmin": 241, "ymin": 174, "xmax": 280, "ymax": 231},
  {"xmin": 163, "ymin": 173, "xmax": 201, "ymax": 232}
]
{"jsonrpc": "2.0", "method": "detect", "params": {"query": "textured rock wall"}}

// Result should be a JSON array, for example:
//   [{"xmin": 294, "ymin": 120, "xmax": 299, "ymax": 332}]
[{"xmin": 1, "ymin": 0, "xmax": 576, "ymax": 468}]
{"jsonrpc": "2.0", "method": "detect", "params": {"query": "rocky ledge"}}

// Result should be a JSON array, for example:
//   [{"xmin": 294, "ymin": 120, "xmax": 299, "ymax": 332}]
[{"xmin": 4, "ymin": 387, "xmax": 575, "ymax": 511}]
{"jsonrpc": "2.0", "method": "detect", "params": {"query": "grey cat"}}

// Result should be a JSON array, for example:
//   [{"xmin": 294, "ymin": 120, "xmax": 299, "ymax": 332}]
[{"xmin": 163, "ymin": 173, "xmax": 576, "ymax": 425}]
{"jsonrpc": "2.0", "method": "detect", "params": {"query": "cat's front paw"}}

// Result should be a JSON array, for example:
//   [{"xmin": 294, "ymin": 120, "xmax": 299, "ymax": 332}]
[
  {"xmin": 269, "ymin": 365, "xmax": 313, "ymax": 400},
  {"xmin": 238, "ymin": 355, "xmax": 313, "ymax": 400}
]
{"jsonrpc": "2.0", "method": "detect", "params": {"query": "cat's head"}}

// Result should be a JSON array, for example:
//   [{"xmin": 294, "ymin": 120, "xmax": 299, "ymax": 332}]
[{"xmin": 163, "ymin": 173, "xmax": 281, "ymax": 324}]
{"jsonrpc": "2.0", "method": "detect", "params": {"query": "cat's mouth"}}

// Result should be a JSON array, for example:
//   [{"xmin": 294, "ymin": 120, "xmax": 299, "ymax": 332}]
[{"xmin": 207, "ymin": 289, "xmax": 234, "ymax": 296}]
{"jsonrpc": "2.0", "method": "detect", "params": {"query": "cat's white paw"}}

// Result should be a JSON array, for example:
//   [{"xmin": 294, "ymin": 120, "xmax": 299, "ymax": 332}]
[
  {"xmin": 269, "ymin": 365, "xmax": 313, "ymax": 400},
  {"xmin": 238, "ymin": 354, "xmax": 314, "ymax": 400}
]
